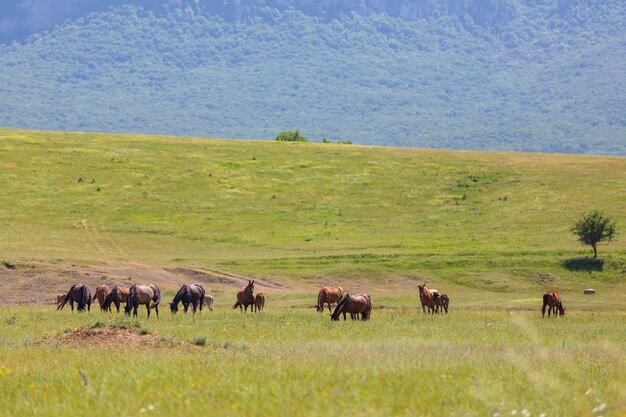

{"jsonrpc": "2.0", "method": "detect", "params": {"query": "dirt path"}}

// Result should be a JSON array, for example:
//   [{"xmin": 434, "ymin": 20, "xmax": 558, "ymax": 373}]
[{"xmin": 0, "ymin": 261, "xmax": 295, "ymax": 305}]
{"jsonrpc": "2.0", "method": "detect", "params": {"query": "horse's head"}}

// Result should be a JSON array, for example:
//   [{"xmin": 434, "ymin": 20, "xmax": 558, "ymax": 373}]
[
  {"xmin": 559, "ymin": 304, "xmax": 566, "ymax": 316},
  {"xmin": 417, "ymin": 283, "xmax": 426, "ymax": 295},
  {"xmin": 170, "ymin": 302, "xmax": 178, "ymax": 313},
  {"xmin": 247, "ymin": 280, "xmax": 255, "ymax": 292},
  {"xmin": 124, "ymin": 303, "xmax": 132, "ymax": 315}
]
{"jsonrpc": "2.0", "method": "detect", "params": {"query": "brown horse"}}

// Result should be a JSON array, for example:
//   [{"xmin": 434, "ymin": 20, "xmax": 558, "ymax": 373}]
[
  {"xmin": 542, "ymin": 291, "xmax": 565, "ymax": 317},
  {"xmin": 254, "ymin": 292, "xmax": 265, "ymax": 313},
  {"xmin": 56, "ymin": 293, "xmax": 67, "ymax": 308},
  {"xmin": 125, "ymin": 284, "xmax": 162, "ymax": 318},
  {"xmin": 316, "ymin": 286, "xmax": 344, "ymax": 312},
  {"xmin": 331, "ymin": 293, "xmax": 372, "ymax": 321},
  {"xmin": 418, "ymin": 283, "xmax": 437, "ymax": 314},
  {"xmin": 92, "ymin": 284, "xmax": 111, "ymax": 312},
  {"xmin": 57, "ymin": 284, "xmax": 92, "ymax": 312},
  {"xmin": 232, "ymin": 280, "xmax": 255, "ymax": 312},
  {"xmin": 101, "ymin": 286, "xmax": 130, "ymax": 313},
  {"xmin": 435, "ymin": 294, "xmax": 449, "ymax": 314}
]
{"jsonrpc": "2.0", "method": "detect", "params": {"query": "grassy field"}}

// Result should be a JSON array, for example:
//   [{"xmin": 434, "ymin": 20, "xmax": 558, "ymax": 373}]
[
  {"xmin": 0, "ymin": 128, "xmax": 624, "ymax": 416},
  {"xmin": 0, "ymin": 303, "xmax": 624, "ymax": 417}
]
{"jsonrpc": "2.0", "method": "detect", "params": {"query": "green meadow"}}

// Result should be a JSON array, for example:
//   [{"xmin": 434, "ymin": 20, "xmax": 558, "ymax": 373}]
[{"xmin": 0, "ymin": 128, "xmax": 624, "ymax": 416}]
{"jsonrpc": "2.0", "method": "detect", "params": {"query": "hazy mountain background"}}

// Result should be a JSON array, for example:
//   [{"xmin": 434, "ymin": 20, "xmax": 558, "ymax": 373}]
[{"xmin": 0, "ymin": 0, "xmax": 624, "ymax": 155}]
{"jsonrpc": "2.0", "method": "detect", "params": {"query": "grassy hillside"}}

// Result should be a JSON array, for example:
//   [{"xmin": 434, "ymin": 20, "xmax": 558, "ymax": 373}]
[{"xmin": 0, "ymin": 128, "xmax": 624, "ymax": 299}]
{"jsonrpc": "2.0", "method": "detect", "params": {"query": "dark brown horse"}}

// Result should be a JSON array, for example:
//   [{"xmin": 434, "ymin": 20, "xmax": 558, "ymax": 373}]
[
  {"xmin": 101, "ymin": 286, "xmax": 130, "ymax": 313},
  {"xmin": 542, "ymin": 291, "xmax": 565, "ymax": 317},
  {"xmin": 170, "ymin": 283, "xmax": 205, "ymax": 314},
  {"xmin": 232, "ymin": 280, "xmax": 255, "ymax": 312},
  {"xmin": 316, "ymin": 286, "xmax": 344, "ymax": 312},
  {"xmin": 125, "ymin": 284, "xmax": 162, "ymax": 318},
  {"xmin": 435, "ymin": 294, "xmax": 449, "ymax": 314},
  {"xmin": 92, "ymin": 284, "xmax": 111, "ymax": 312},
  {"xmin": 57, "ymin": 284, "xmax": 92, "ymax": 312},
  {"xmin": 331, "ymin": 293, "xmax": 372, "ymax": 321},
  {"xmin": 418, "ymin": 283, "xmax": 437, "ymax": 314},
  {"xmin": 254, "ymin": 292, "xmax": 265, "ymax": 313}
]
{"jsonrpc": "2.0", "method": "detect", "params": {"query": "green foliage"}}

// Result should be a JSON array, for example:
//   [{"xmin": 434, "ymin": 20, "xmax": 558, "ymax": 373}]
[
  {"xmin": 571, "ymin": 210, "xmax": 617, "ymax": 258},
  {"xmin": 0, "ymin": 1, "xmax": 624, "ymax": 154},
  {"xmin": 275, "ymin": 130, "xmax": 308, "ymax": 142}
]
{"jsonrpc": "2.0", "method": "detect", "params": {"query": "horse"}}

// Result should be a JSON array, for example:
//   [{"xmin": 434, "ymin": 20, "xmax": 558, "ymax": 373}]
[
  {"xmin": 330, "ymin": 293, "xmax": 372, "ymax": 321},
  {"xmin": 435, "ymin": 294, "xmax": 449, "ymax": 314},
  {"xmin": 56, "ymin": 293, "xmax": 67, "ymax": 308},
  {"xmin": 316, "ymin": 286, "xmax": 344, "ymax": 312},
  {"xmin": 254, "ymin": 292, "xmax": 265, "ymax": 313},
  {"xmin": 418, "ymin": 283, "xmax": 437, "ymax": 314},
  {"xmin": 125, "ymin": 284, "xmax": 162, "ymax": 318},
  {"xmin": 542, "ymin": 291, "xmax": 565, "ymax": 317},
  {"xmin": 232, "ymin": 280, "xmax": 255, "ymax": 312},
  {"xmin": 170, "ymin": 283, "xmax": 205, "ymax": 314},
  {"xmin": 101, "ymin": 286, "xmax": 130, "ymax": 313},
  {"xmin": 92, "ymin": 284, "xmax": 111, "ymax": 312},
  {"xmin": 203, "ymin": 295, "xmax": 214, "ymax": 311},
  {"xmin": 57, "ymin": 284, "xmax": 92, "ymax": 312}
]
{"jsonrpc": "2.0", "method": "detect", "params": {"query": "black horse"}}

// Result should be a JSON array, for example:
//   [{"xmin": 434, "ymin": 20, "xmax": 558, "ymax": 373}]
[
  {"xmin": 170, "ymin": 283, "xmax": 205, "ymax": 314},
  {"xmin": 57, "ymin": 284, "xmax": 92, "ymax": 312}
]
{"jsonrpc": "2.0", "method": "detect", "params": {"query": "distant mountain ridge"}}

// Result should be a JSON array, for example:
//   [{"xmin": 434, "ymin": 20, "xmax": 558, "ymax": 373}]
[{"xmin": 0, "ymin": 0, "xmax": 624, "ymax": 155}]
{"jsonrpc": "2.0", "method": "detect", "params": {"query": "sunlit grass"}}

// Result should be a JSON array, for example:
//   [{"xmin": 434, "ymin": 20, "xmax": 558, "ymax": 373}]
[{"xmin": 0, "ymin": 306, "xmax": 623, "ymax": 417}]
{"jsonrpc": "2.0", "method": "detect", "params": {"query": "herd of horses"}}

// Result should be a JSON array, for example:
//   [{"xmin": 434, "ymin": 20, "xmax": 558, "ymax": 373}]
[{"xmin": 55, "ymin": 281, "xmax": 566, "ymax": 319}]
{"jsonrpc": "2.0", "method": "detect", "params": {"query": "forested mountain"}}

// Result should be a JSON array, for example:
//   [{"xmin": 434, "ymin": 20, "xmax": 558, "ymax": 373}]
[{"xmin": 1, "ymin": 0, "xmax": 624, "ymax": 154}]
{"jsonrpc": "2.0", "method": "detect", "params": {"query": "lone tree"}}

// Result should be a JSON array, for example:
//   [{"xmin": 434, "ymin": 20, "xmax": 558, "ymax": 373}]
[
  {"xmin": 275, "ymin": 129, "xmax": 308, "ymax": 142},
  {"xmin": 571, "ymin": 210, "xmax": 616, "ymax": 258}
]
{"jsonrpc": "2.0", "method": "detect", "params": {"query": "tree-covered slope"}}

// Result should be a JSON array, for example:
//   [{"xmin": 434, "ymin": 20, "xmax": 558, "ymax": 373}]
[{"xmin": 0, "ymin": 0, "xmax": 624, "ymax": 154}]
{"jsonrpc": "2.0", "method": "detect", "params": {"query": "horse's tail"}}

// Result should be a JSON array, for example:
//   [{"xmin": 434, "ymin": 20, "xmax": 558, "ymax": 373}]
[
  {"xmin": 362, "ymin": 295, "xmax": 372, "ymax": 321},
  {"xmin": 150, "ymin": 286, "xmax": 162, "ymax": 309},
  {"xmin": 317, "ymin": 289, "xmax": 324, "ymax": 311},
  {"xmin": 80, "ymin": 285, "xmax": 91, "ymax": 311},
  {"xmin": 101, "ymin": 289, "xmax": 114, "ymax": 310},
  {"xmin": 232, "ymin": 301, "xmax": 240, "ymax": 309},
  {"xmin": 57, "ymin": 287, "xmax": 74, "ymax": 310},
  {"xmin": 542, "ymin": 293, "xmax": 548, "ymax": 317}
]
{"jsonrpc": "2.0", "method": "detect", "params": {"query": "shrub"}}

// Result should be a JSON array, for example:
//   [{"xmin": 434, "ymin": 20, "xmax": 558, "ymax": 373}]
[{"xmin": 275, "ymin": 130, "xmax": 308, "ymax": 142}]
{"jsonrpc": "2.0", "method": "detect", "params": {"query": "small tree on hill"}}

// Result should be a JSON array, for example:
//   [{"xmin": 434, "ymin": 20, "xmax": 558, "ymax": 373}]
[
  {"xmin": 571, "ymin": 210, "xmax": 616, "ymax": 258},
  {"xmin": 275, "ymin": 130, "xmax": 308, "ymax": 142}
]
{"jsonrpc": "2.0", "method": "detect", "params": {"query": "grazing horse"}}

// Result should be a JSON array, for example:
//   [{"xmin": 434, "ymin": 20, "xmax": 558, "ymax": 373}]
[
  {"xmin": 203, "ymin": 295, "xmax": 214, "ymax": 311},
  {"xmin": 331, "ymin": 293, "xmax": 372, "ymax": 321},
  {"xmin": 232, "ymin": 280, "xmax": 255, "ymax": 312},
  {"xmin": 316, "ymin": 286, "xmax": 344, "ymax": 312},
  {"xmin": 418, "ymin": 283, "xmax": 437, "ymax": 314},
  {"xmin": 542, "ymin": 291, "xmax": 565, "ymax": 317},
  {"xmin": 170, "ymin": 283, "xmax": 205, "ymax": 314},
  {"xmin": 92, "ymin": 284, "xmax": 111, "ymax": 312},
  {"xmin": 435, "ymin": 294, "xmax": 449, "ymax": 314},
  {"xmin": 56, "ymin": 293, "xmax": 67, "ymax": 308},
  {"xmin": 125, "ymin": 284, "xmax": 162, "ymax": 318},
  {"xmin": 101, "ymin": 286, "xmax": 130, "ymax": 313},
  {"xmin": 254, "ymin": 292, "xmax": 265, "ymax": 313},
  {"xmin": 57, "ymin": 284, "xmax": 92, "ymax": 312}
]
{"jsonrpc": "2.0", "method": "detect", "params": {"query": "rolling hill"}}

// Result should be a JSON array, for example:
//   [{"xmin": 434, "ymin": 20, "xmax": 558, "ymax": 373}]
[{"xmin": 0, "ymin": 128, "xmax": 624, "ymax": 303}]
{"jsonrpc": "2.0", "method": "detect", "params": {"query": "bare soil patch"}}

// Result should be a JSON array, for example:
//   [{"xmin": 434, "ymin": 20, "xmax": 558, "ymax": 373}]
[{"xmin": 41, "ymin": 326, "xmax": 191, "ymax": 350}]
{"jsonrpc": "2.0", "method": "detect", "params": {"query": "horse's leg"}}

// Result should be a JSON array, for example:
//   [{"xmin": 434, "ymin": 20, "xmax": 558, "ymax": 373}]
[
  {"xmin": 115, "ymin": 300, "xmax": 120, "ymax": 313},
  {"xmin": 146, "ymin": 303, "xmax": 150, "ymax": 318}
]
